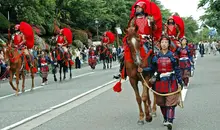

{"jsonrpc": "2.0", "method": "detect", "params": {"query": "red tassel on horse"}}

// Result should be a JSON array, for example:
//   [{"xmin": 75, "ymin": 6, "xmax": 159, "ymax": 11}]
[
  {"xmin": 32, "ymin": 67, "xmax": 38, "ymax": 73},
  {"xmin": 25, "ymin": 63, "xmax": 30, "ymax": 71},
  {"xmin": 70, "ymin": 60, "xmax": 74, "ymax": 66},
  {"xmin": 113, "ymin": 81, "xmax": 122, "ymax": 93}
]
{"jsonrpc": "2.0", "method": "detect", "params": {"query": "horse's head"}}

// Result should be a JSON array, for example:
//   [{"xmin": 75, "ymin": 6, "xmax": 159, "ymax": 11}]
[
  {"xmin": 126, "ymin": 26, "xmax": 142, "ymax": 66},
  {"xmin": 4, "ymin": 45, "xmax": 14, "ymax": 61},
  {"xmin": 4, "ymin": 44, "xmax": 23, "ymax": 64}
]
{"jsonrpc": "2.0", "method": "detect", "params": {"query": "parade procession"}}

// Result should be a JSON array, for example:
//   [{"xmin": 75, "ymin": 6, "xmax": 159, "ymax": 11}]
[{"xmin": 0, "ymin": 0, "xmax": 220, "ymax": 130}]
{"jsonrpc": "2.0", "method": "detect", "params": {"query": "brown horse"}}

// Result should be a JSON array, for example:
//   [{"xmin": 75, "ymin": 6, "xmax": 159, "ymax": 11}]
[
  {"xmin": 124, "ymin": 27, "xmax": 157, "ymax": 125},
  {"xmin": 4, "ymin": 46, "xmax": 36, "ymax": 96}
]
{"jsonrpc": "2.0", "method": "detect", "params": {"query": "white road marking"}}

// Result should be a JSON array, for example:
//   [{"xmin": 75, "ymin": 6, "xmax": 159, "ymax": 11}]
[
  {"xmin": 0, "ymin": 72, "xmax": 95, "ymax": 101},
  {"xmin": 181, "ymin": 87, "xmax": 188, "ymax": 101},
  {"xmin": 1, "ymin": 79, "xmax": 119, "ymax": 130}
]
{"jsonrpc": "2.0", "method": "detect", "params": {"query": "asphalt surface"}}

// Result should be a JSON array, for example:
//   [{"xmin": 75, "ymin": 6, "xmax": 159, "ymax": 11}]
[
  {"xmin": 0, "ymin": 61, "xmax": 119, "ymax": 129},
  {"xmin": 1, "ymin": 54, "xmax": 220, "ymax": 130}
]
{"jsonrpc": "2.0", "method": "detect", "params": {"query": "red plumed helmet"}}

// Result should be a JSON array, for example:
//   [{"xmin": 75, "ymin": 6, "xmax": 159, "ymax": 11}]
[
  {"xmin": 19, "ymin": 22, "xmax": 34, "ymax": 49},
  {"xmin": 168, "ymin": 16, "xmax": 174, "ymax": 20},
  {"xmin": 172, "ymin": 15, "xmax": 185, "ymax": 38},
  {"xmin": 135, "ymin": 2, "xmax": 146, "ymax": 9},
  {"xmin": 62, "ymin": 28, "xmax": 73, "ymax": 45},
  {"xmin": 104, "ymin": 31, "xmax": 115, "ymax": 44},
  {"xmin": 15, "ymin": 24, "xmax": 20, "ymax": 30}
]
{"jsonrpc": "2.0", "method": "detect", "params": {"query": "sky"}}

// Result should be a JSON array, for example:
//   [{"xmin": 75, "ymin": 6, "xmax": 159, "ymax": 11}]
[{"xmin": 159, "ymin": 0, "xmax": 205, "ymax": 21}]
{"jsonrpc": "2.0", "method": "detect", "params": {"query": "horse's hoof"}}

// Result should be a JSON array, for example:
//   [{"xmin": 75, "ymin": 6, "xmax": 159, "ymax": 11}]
[
  {"xmin": 137, "ymin": 120, "xmax": 144, "ymax": 125},
  {"xmin": 54, "ymin": 78, "xmax": 57, "ymax": 82},
  {"xmin": 15, "ymin": 92, "xmax": 19, "ymax": 96},
  {"xmin": 145, "ymin": 116, "xmax": 153, "ymax": 122},
  {"xmin": 151, "ymin": 112, "xmax": 157, "ymax": 117}
]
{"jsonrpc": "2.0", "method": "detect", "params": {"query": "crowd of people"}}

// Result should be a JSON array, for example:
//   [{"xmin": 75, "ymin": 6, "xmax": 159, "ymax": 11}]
[{"xmin": 198, "ymin": 40, "xmax": 220, "ymax": 57}]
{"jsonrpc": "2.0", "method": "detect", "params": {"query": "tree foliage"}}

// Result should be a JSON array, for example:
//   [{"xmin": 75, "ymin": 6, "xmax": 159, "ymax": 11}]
[
  {"xmin": 198, "ymin": 0, "xmax": 220, "ymax": 31},
  {"xmin": 0, "ymin": 0, "xmax": 199, "ymax": 43},
  {"xmin": 183, "ymin": 16, "xmax": 199, "ymax": 42}
]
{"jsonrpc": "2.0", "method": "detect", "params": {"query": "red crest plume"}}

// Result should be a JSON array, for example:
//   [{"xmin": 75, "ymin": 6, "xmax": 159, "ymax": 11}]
[
  {"xmin": 104, "ymin": 31, "xmax": 115, "ymax": 44},
  {"xmin": 172, "ymin": 15, "xmax": 185, "ymax": 38},
  {"xmin": 19, "ymin": 22, "xmax": 34, "ymax": 49},
  {"xmin": 130, "ymin": 0, "xmax": 162, "ymax": 41},
  {"xmin": 62, "ymin": 28, "xmax": 73, "ymax": 45}
]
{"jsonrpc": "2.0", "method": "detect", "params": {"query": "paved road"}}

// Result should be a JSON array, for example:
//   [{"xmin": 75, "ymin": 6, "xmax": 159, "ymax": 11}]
[
  {"xmin": 1, "ymin": 54, "xmax": 220, "ymax": 130},
  {"xmin": 0, "ymin": 62, "xmax": 119, "ymax": 129}
]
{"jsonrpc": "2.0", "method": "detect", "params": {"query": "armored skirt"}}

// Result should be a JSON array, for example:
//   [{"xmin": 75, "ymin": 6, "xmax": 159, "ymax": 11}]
[
  {"xmin": 153, "ymin": 75, "xmax": 180, "ymax": 107},
  {"xmin": 40, "ymin": 65, "xmax": 49, "ymax": 78}
]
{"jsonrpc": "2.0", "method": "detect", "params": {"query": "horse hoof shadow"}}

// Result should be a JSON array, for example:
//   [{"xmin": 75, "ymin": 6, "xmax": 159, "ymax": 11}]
[
  {"xmin": 145, "ymin": 116, "xmax": 153, "ymax": 123},
  {"xmin": 137, "ymin": 120, "xmax": 144, "ymax": 125}
]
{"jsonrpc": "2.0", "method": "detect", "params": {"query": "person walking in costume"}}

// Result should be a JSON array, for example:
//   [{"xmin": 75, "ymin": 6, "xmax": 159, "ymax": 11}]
[
  {"xmin": 176, "ymin": 37, "xmax": 193, "ymax": 87},
  {"xmin": 164, "ymin": 16, "xmax": 181, "ymax": 52},
  {"xmin": 138, "ymin": 35, "xmax": 183, "ymax": 130},
  {"xmin": 38, "ymin": 49, "xmax": 51, "ymax": 86}
]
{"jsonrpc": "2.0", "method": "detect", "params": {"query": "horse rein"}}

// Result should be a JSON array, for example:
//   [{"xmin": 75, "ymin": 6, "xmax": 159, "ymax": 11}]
[{"xmin": 139, "ymin": 72, "xmax": 183, "ymax": 108}]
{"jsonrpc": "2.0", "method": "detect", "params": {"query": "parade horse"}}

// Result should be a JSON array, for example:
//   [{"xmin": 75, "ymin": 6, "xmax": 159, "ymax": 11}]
[
  {"xmin": 123, "ymin": 26, "xmax": 157, "ymax": 125},
  {"xmin": 4, "ymin": 45, "xmax": 37, "ymax": 96},
  {"xmin": 51, "ymin": 46, "xmax": 73, "ymax": 82}
]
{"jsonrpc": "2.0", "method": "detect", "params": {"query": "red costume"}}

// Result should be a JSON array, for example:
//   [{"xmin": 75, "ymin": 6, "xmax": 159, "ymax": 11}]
[
  {"xmin": 56, "ymin": 35, "xmax": 65, "ymax": 46},
  {"xmin": 165, "ymin": 16, "xmax": 182, "ymax": 52},
  {"xmin": 188, "ymin": 43, "xmax": 196, "ymax": 58},
  {"xmin": 124, "ymin": 0, "xmax": 162, "ymax": 65},
  {"xmin": 13, "ymin": 22, "xmax": 34, "ymax": 49},
  {"xmin": 38, "ymin": 54, "xmax": 51, "ymax": 85}
]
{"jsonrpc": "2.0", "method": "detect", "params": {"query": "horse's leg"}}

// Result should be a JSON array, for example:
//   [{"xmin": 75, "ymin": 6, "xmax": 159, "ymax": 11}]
[
  {"xmin": 69, "ymin": 61, "xmax": 72, "ymax": 79},
  {"xmin": 59, "ymin": 64, "xmax": 62, "ymax": 81},
  {"xmin": 31, "ymin": 70, "xmax": 34, "ymax": 90},
  {"xmin": 103, "ymin": 59, "xmax": 106, "ymax": 69},
  {"xmin": 9, "ymin": 71, "xmax": 17, "ymax": 91},
  {"xmin": 110, "ymin": 58, "xmax": 113, "ymax": 68},
  {"xmin": 141, "ymin": 81, "xmax": 152, "ymax": 122},
  {"xmin": 15, "ymin": 69, "xmax": 20, "ymax": 96},
  {"xmin": 107, "ymin": 58, "xmax": 109, "ymax": 69},
  {"xmin": 129, "ymin": 78, "xmax": 144, "ymax": 125},
  {"xmin": 53, "ymin": 65, "xmax": 57, "ymax": 82},
  {"xmin": 63, "ymin": 64, "xmax": 66, "ymax": 80},
  {"xmin": 145, "ymin": 75, "xmax": 157, "ymax": 117},
  {"xmin": 22, "ymin": 71, "xmax": 25, "ymax": 92},
  {"xmin": 151, "ymin": 93, "xmax": 157, "ymax": 117}
]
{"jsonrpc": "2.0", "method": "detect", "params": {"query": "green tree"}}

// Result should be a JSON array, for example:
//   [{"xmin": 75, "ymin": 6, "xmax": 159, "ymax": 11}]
[
  {"xmin": 198, "ymin": 0, "xmax": 220, "ymax": 31},
  {"xmin": 183, "ymin": 16, "xmax": 199, "ymax": 42}
]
